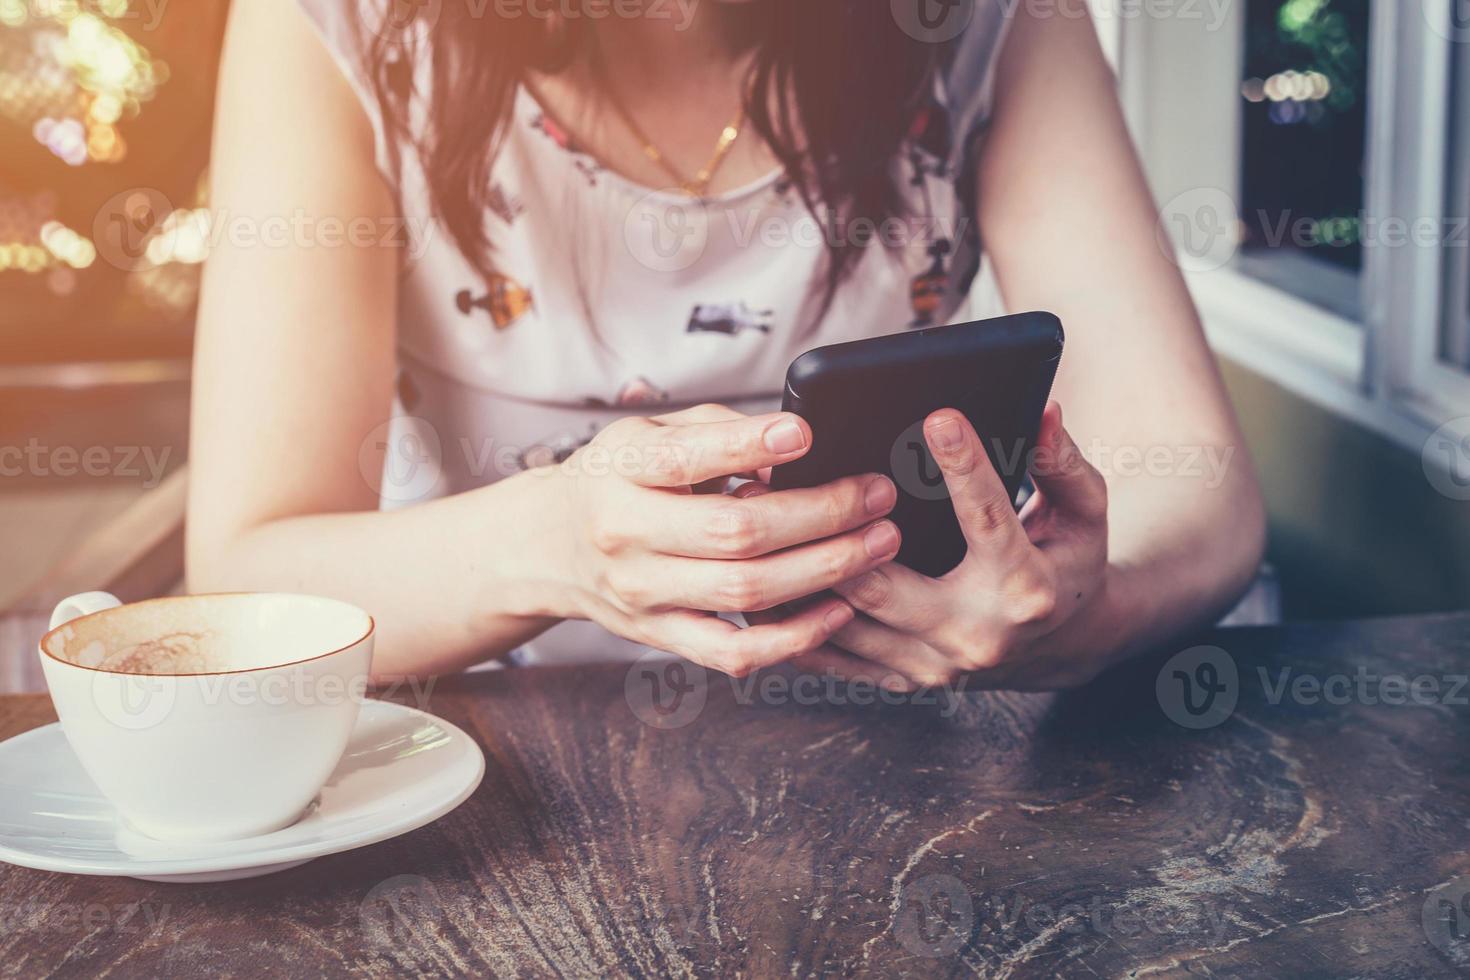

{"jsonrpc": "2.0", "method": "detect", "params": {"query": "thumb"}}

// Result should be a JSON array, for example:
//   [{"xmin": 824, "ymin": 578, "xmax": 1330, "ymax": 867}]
[{"xmin": 1029, "ymin": 402, "xmax": 1107, "ymax": 522}]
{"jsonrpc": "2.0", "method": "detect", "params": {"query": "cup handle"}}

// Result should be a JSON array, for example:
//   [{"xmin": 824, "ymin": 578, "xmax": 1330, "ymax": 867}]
[{"xmin": 49, "ymin": 591, "xmax": 123, "ymax": 631}]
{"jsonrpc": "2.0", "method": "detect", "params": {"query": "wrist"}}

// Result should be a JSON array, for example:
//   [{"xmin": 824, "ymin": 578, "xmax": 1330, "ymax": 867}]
[{"xmin": 486, "ymin": 467, "xmax": 589, "ymax": 622}]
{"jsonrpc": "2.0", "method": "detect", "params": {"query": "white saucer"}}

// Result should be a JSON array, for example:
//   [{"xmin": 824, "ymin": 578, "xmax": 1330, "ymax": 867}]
[{"xmin": 0, "ymin": 700, "xmax": 484, "ymax": 883}]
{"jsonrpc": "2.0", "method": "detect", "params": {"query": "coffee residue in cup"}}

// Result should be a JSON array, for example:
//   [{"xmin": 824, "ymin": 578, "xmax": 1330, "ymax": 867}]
[{"xmin": 87, "ymin": 631, "xmax": 215, "ymax": 674}]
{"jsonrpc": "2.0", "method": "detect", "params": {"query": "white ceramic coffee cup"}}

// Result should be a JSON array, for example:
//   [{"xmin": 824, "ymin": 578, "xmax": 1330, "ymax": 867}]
[{"xmin": 38, "ymin": 591, "xmax": 374, "ymax": 843}]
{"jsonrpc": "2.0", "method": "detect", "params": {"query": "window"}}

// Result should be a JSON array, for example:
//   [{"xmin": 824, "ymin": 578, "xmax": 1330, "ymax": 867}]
[
  {"xmin": 0, "ymin": 3, "xmax": 228, "ymax": 370},
  {"xmin": 1121, "ymin": 0, "xmax": 1470, "ymax": 450},
  {"xmin": 1442, "ymin": 30, "xmax": 1470, "ymax": 369},
  {"xmin": 1236, "ymin": 0, "xmax": 1370, "ymax": 324}
]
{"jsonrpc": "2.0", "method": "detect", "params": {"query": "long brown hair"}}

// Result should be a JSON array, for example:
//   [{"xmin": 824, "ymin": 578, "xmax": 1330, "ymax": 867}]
[{"xmin": 365, "ymin": 1, "xmax": 945, "ymax": 308}]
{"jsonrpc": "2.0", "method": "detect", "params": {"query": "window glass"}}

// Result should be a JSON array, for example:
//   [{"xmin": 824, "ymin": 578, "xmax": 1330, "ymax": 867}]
[
  {"xmin": 0, "ymin": 3, "xmax": 226, "ymax": 365},
  {"xmin": 1236, "ymin": 0, "xmax": 1372, "ymax": 321}
]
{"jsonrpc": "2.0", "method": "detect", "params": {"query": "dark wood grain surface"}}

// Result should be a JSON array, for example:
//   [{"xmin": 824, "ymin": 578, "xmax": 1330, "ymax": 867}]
[{"xmin": 2, "ymin": 613, "xmax": 1469, "ymax": 978}]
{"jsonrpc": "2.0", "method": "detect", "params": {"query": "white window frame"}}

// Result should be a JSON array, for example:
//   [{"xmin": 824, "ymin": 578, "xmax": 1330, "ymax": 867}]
[
  {"xmin": 1446, "ymin": 24, "xmax": 1470, "ymax": 370},
  {"xmin": 1111, "ymin": 0, "xmax": 1470, "ymax": 453}
]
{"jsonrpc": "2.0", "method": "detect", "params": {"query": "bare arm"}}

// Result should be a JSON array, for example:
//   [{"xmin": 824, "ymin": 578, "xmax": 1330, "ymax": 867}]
[
  {"xmin": 189, "ymin": 0, "xmax": 890, "ymax": 679},
  {"xmin": 813, "ymin": 4, "xmax": 1267, "ymax": 691},
  {"xmin": 188, "ymin": 0, "xmax": 564, "ymax": 677},
  {"xmin": 976, "ymin": 2, "xmax": 1266, "ymax": 655}
]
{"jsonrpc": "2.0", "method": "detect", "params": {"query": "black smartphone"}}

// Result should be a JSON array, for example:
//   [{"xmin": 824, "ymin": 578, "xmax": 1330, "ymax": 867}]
[{"xmin": 770, "ymin": 312, "xmax": 1064, "ymax": 577}]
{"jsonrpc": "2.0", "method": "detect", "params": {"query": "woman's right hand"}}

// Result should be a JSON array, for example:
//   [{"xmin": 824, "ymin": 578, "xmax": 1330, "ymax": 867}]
[{"xmin": 544, "ymin": 404, "xmax": 901, "ymax": 677}]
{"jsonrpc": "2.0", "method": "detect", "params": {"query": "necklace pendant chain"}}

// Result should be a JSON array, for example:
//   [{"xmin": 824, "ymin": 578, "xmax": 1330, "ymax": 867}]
[
  {"xmin": 596, "ymin": 56, "xmax": 746, "ymax": 198},
  {"xmin": 681, "ymin": 111, "xmax": 744, "ymax": 197}
]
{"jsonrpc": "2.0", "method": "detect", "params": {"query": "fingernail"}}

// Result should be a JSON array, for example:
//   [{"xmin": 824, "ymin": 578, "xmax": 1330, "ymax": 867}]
[
  {"xmin": 824, "ymin": 604, "xmax": 854, "ymax": 632},
  {"xmin": 865, "ymin": 476, "xmax": 896, "ymax": 514},
  {"xmin": 864, "ymin": 521, "xmax": 900, "ymax": 559},
  {"xmin": 928, "ymin": 415, "xmax": 963, "ymax": 452},
  {"xmin": 763, "ymin": 417, "xmax": 806, "ymax": 455}
]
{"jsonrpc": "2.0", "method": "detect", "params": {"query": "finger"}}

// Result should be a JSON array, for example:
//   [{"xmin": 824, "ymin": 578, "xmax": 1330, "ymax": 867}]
[
  {"xmin": 653, "ymin": 600, "xmax": 853, "ymax": 677},
  {"xmin": 925, "ymin": 410, "xmax": 1028, "ymax": 554},
  {"xmin": 650, "ymin": 403, "xmax": 746, "ymax": 426},
  {"xmin": 1027, "ymin": 402, "xmax": 1108, "ymax": 523},
  {"xmin": 642, "ymin": 474, "xmax": 896, "ymax": 559},
  {"xmin": 830, "ymin": 560, "xmax": 944, "ymax": 634},
  {"xmin": 790, "ymin": 646, "xmax": 920, "ymax": 693},
  {"xmin": 673, "ymin": 519, "xmax": 901, "ymax": 612},
  {"xmin": 628, "ymin": 412, "xmax": 812, "ymax": 488},
  {"xmin": 742, "ymin": 589, "xmax": 833, "ymax": 636},
  {"xmin": 653, "ymin": 404, "xmax": 754, "ymax": 491},
  {"xmin": 828, "ymin": 616, "xmax": 958, "ymax": 689}
]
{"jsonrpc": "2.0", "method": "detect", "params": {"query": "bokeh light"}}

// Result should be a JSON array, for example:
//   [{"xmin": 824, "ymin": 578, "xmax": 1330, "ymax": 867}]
[{"xmin": 2, "ymin": 0, "xmax": 227, "ymax": 362}]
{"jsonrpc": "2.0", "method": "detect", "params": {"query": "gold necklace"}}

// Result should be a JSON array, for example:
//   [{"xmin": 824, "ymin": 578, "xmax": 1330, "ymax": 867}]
[
  {"xmin": 604, "ymin": 92, "xmax": 744, "ymax": 198},
  {"xmin": 592, "ymin": 49, "xmax": 745, "ymax": 198}
]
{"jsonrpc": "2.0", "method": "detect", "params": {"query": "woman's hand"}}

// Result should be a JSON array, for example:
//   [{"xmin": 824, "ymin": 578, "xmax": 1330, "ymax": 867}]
[
  {"xmin": 547, "ymin": 404, "xmax": 901, "ymax": 678},
  {"xmin": 791, "ymin": 402, "xmax": 1116, "ymax": 692}
]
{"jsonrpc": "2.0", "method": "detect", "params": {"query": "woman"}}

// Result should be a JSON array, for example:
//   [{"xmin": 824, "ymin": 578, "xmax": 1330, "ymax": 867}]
[{"xmin": 187, "ymin": 0, "xmax": 1266, "ymax": 689}]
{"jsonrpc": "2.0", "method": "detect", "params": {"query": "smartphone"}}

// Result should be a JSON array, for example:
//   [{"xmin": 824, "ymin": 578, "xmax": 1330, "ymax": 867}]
[{"xmin": 770, "ymin": 312, "xmax": 1064, "ymax": 577}]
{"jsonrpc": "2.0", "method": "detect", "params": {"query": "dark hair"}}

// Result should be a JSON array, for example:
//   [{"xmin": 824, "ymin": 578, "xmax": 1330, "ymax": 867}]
[{"xmin": 365, "ymin": 2, "xmax": 943, "ymax": 313}]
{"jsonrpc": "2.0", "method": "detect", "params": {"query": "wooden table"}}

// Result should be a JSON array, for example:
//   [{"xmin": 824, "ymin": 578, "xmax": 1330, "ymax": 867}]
[{"xmin": 2, "ymin": 614, "xmax": 1469, "ymax": 978}]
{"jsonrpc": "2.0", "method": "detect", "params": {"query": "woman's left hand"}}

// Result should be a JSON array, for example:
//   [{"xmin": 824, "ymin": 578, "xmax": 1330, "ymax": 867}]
[{"xmin": 764, "ymin": 401, "xmax": 1117, "ymax": 692}]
